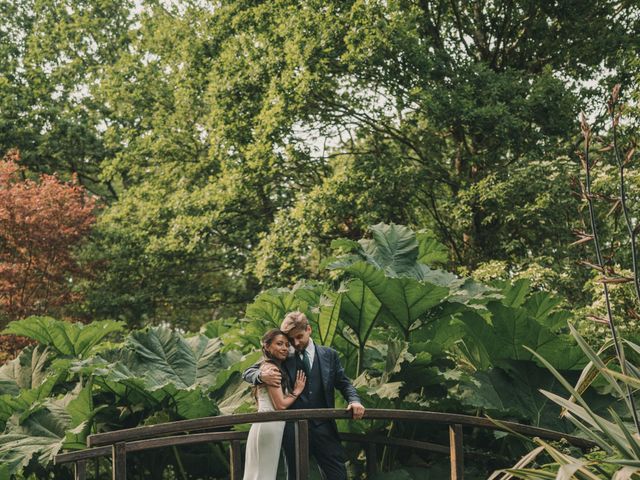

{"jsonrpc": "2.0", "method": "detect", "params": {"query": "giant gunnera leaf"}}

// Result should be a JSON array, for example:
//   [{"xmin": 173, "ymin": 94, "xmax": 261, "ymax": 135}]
[
  {"xmin": 457, "ymin": 303, "xmax": 585, "ymax": 371},
  {"xmin": 343, "ymin": 261, "xmax": 449, "ymax": 336},
  {"xmin": 455, "ymin": 360, "xmax": 575, "ymax": 431},
  {"xmin": 3, "ymin": 317, "xmax": 124, "ymax": 358},
  {"xmin": 0, "ymin": 345, "xmax": 52, "ymax": 396},
  {"xmin": 245, "ymin": 283, "xmax": 324, "ymax": 328},
  {"xmin": 119, "ymin": 327, "xmax": 232, "ymax": 391},
  {"xmin": 0, "ymin": 384, "xmax": 91, "ymax": 478}
]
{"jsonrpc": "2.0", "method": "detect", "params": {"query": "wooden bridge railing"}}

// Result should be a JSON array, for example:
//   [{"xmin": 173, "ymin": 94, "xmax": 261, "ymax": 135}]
[{"xmin": 54, "ymin": 408, "xmax": 595, "ymax": 480}]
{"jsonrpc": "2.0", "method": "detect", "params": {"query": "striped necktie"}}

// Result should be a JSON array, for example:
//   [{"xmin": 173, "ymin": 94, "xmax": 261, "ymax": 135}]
[{"xmin": 301, "ymin": 349, "xmax": 311, "ymax": 375}]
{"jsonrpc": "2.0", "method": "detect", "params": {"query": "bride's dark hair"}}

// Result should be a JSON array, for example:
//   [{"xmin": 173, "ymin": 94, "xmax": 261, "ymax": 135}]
[{"xmin": 259, "ymin": 329, "xmax": 292, "ymax": 395}]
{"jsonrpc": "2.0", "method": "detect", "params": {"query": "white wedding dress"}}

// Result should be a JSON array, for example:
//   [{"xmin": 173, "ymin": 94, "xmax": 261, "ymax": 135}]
[{"xmin": 243, "ymin": 386, "xmax": 285, "ymax": 480}]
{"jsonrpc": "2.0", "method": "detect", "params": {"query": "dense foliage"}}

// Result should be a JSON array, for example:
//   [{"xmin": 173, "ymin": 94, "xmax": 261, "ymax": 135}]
[
  {"xmin": 0, "ymin": 224, "xmax": 617, "ymax": 479},
  {"xmin": 492, "ymin": 326, "xmax": 640, "ymax": 479},
  {"xmin": 0, "ymin": 151, "xmax": 96, "ymax": 327},
  {"xmin": 1, "ymin": 0, "xmax": 639, "ymax": 325},
  {"xmin": 485, "ymin": 85, "xmax": 640, "ymax": 480},
  {"xmin": 3, "ymin": 1, "xmax": 640, "ymax": 478}
]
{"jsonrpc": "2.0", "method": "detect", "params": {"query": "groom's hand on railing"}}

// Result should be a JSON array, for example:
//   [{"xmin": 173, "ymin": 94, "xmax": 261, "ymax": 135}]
[
  {"xmin": 347, "ymin": 402, "xmax": 365, "ymax": 420},
  {"xmin": 258, "ymin": 364, "xmax": 282, "ymax": 387}
]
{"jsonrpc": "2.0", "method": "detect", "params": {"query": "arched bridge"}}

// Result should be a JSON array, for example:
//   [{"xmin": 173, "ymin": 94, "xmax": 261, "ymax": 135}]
[{"xmin": 55, "ymin": 408, "xmax": 594, "ymax": 479}]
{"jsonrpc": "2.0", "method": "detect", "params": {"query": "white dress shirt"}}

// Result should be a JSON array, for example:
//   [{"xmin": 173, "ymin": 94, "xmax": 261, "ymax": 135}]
[{"xmin": 299, "ymin": 338, "xmax": 315, "ymax": 368}]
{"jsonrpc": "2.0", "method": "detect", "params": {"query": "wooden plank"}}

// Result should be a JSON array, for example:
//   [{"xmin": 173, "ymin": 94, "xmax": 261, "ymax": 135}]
[
  {"xmin": 112, "ymin": 442, "xmax": 126, "ymax": 480},
  {"xmin": 74, "ymin": 460, "xmax": 86, "ymax": 480},
  {"xmin": 449, "ymin": 424, "xmax": 464, "ymax": 480},
  {"xmin": 126, "ymin": 431, "xmax": 247, "ymax": 452},
  {"xmin": 87, "ymin": 409, "xmax": 595, "ymax": 449},
  {"xmin": 89, "ymin": 410, "xmax": 344, "ymax": 446},
  {"xmin": 295, "ymin": 420, "xmax": 309, "ymax": 480},
  {"xmin": 55, "ymin": 446, "xmax": 112, "ymax": 464},
  {"xmin": 229, "ymin": 439, "xmax": 243, "ymax": 480},
  {"xmin": 339, "ymin": 433, "xmax": 449, "ymax": 454},
  {"xmin": 56, "ymin": 433, "xmax": 249, "ymax": 466}
]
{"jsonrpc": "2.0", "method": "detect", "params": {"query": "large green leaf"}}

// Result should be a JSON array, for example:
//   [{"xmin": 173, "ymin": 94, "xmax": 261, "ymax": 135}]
[
  {"xmin": 410, "ymin": 306, "xmax": 467, "ymax": 355},
  {"xmin": 3, "ymin": 317, "xmax": 124, "ymax": 358},
  {"xmin": 0, "ymin": 346, "xmax": 69, "ymax": 432},
  {"xmin": 69, "ymin": 327, "xmax": 240, "ymax": 421},
  {"xmin": 200, "ymin": 317, "xmax": 254, "ymax": 353},
  {"xmin": 446, "ymin": 277, "xmax": 503, "ymax": 309},
  {"xmin": 344, "ymin": 261, "xmax": 449, "ymax": 335},
  {"xmin": 377, "ymin": 338, "xmax": 415, "ymax": 380},
  {"xmin": 329, "ymin": 223, "xmax": 469, "ymax": 290},
  {"xmin": 457, "ymin": 303, "xmax": 585, "ymax": 370},
  {"xmin": 328, "ymin": 223, "xmax": 498, "ymax": 339},
  {"xmin": 328, "ymin": 223, "xmax": 425, "ymax": 279},
  {"xmin": 522, "ymin": 291, "xmax": 571, "ymax": 332},
  {"xmin": 316, "ymin": 291, "xmax": 342, "ymax": 346},
  {"xmin": 0, "ymin": 345, "xmax": 52, "ymax": 396},
  {"xmin": 353, "ymin": 338, "xmax": 414, "ymax": 403},
  {"xmin": 246, "ymin": 288, "xmax": 304, "ymax": 328},
  {"xmin": 210, "ymin": 350, "xmax": 262, "ymax": 397},
  {"xmin": 216, "ymin": 375, "xmax": 255, "ymax": 416},
  {"xmin": 244, "ymin": 282, "xmax": 345, "ymax": 348},
  {"xmin": 62, "ymin": 385, "xmax": 94, "ymax": 449},
  {"xmin": 500, "ymin": 279, "xmax": 531, "ymax": 308},
  {"xmin": 0, "ymin": 384, "xmax": 90, "ymax": 477},
  {"xmin": 416, "ymin": 230, "xmax": 449, "ymax": 266},
  {"xmin": 214, "ymin": 320, "xmax": 266, "ymax": 353},
  {"xmin": 360, "ymin": 223, "xmax": 421, "ymax": 275},
  {"xmin": 90, "ymin": 364, "xmax": 162, "ymax": 407},
  {"xmin": 456, "ymin": 360, "xmax": 574, "ymax": 431},
  {"xmin": 74, "ymin": 359, "xmax": 219, "ymax": 422},
  {"xmin": 0, "ymin": 433, "xmax": 63, "ymax": 477},
  {"xmin": 245, "ymin": 283, "xmax": 324, "ymax": 328},
  {"xmin": 353, "ymin": 374, "xmax": 404, "ymax": 401},
  {"xmin": 123, "ymin": 327, "xmax": 226, "ymax": 390},
  {"xmin": 340, "ymin": 278, "xmax": 383, "ymax": 348},
  {"xmin": 146, "ymin": 385, "xmax": 218, "ymax": 420}
]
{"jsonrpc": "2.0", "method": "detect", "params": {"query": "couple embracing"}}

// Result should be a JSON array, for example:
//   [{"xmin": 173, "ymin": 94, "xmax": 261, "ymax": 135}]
[{"xmin": 242, "ymin": 311, "xmax": 366, "ymax": 480}]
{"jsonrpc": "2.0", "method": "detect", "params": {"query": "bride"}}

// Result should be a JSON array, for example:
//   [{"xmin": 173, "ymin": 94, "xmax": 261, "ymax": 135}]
[{"xmin": 243, "ymin": 329, "xmax": 306, "ymax": 480}]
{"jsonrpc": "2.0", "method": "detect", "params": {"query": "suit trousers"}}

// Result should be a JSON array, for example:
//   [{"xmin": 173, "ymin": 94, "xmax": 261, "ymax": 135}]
[{"xmin": 282, "ymin": 420, "xmax": 347, "ymax": 480}]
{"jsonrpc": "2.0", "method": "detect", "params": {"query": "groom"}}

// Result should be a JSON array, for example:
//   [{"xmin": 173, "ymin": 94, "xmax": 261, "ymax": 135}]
[{"xmin": 243, "ymin": 311, "xmax": 365, "ymax": 479}]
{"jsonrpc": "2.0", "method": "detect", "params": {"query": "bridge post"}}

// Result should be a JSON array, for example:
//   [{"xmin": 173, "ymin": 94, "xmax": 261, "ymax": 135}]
[
  {"xmin": 449, "ymin": 424, "xmax": 464, "ymax": 480},
  {"xmin": 112, "ymin": 442, "xmax": 126, "ymax": 480},
  {"xmin": 74, "ymin": 460, "xmax": 86, "ymax": 480},
  {"xmin": 230, "ymin": 439, "xmax": 243, "ymax": 479},
  {"xmin": 295, "ymin": 420, "xmax": 310, "ymax": 480}
]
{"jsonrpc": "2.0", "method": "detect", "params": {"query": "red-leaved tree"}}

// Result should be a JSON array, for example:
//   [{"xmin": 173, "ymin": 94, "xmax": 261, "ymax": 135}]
[{"xmin": 0, "ymin": 150, "xmax": 96, "ymax": 332}]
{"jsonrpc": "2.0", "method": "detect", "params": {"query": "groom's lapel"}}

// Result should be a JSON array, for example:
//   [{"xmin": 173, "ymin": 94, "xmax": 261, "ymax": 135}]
[
  {"xmin": 285, "ymin": 354, "xmax": 297, "ymax": 382},
  {"xmin": 317, "ymin": 346, "xmax": 331, "ymax": 389}
]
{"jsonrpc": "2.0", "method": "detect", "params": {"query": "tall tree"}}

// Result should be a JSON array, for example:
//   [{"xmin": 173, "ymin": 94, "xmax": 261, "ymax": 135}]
[
  {"xmin": 0, "ymin": 151, "xmax": 96, "ymax": 325},
  {"xmin": 204, "ymin": 0, "xmax": 638, "ymax": 295},
  {"xmin": 84, "ymin": 0, "xmax": 640, "ymax": 319},
  {"xmin": 0, "ymin": 0, "xmax": 135, "ymax": 196},
  {"xmin": 3, "ymin": 0, "xmax": 639, "ymax": 324},
  {"xmin": 77, "ymin": 3, "xmax": 257, "ymax": 327}
]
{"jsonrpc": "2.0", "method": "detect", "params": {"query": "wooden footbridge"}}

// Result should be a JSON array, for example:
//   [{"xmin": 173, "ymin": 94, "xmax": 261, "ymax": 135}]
[{"xmin": 54, "ymin": 408, "xmax": 594, "ymax": 479}]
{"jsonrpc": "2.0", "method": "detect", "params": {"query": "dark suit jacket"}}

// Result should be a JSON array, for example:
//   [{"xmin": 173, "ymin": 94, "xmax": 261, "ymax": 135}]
[{"xmin": 243, "ymin": 345, "xmax": 361, "ymax": 408}]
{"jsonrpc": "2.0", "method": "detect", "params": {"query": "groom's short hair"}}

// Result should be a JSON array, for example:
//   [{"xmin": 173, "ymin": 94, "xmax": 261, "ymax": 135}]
[{"xmin": 281, "ymin": 311, "xmax": 309, "ymax": 334}]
